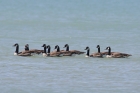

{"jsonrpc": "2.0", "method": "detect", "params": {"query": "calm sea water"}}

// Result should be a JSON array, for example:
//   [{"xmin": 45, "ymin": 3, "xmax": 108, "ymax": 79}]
[{"xmin": 0, "ymin": 0, "xmax": 140, "ymax": 93}]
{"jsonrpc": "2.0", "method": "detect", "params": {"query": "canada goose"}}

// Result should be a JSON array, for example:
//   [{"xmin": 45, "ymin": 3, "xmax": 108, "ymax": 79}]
[
  {"xmin": 25, "ymin": 44, "xmax": 43, "ymax": 54},
  {"xmin": 63, "ymin": 44, "xmax": 85, "ymax": 55},
  {"xmin": 84, "ymin": 46, "xmax": 103, "ymax": 58},
  {"xmin": 41, "ymin": 44, "xmax": 63, "ymax": 57},
  {"xmin": 52, "ymin": 45, "xmax": 67, "ymax": 57},
  {"xmin": 13, "ymin": 43, "xmax": 32, "ymax": 56},
  {"xmin": 92, "ymin": 45, "xmax": 103, "ymax": 57},
  {"xmin": 105, "ymin": 46, "xmax": 132, "ymax": 58}
]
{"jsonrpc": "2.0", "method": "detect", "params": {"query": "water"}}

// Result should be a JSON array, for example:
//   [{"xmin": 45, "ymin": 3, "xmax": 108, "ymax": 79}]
[{"xmin": 0, "ymin": 0, "xmax": 140, "ymax": 93}]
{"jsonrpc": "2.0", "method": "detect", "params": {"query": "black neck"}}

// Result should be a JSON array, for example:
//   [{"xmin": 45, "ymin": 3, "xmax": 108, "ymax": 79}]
[
  {"xmin": 47, "ymin": 46, "xmax": 51, "ymax": 53},
  {"xmin": 66, "ymin": 46, "xmax": 69, "ymax": 51},
  {"xmin": 86, "ymin": 49, "xmax": 90, "ymax": 56},
  {"xmin": 44, "ymin": 47, "xmax": 47, "ymax": 53},
  {"xmin": 25, "ymin": 47, "xmax": 29, "ymax": 51},
  {"xmin": 15, "ymin": 45, "xmax": 19, "ymax": 53},
  {"xmin": 108, "ymin": 48, "xmax": 111, "ymax": 55},
  {"xmin": 57, "ymin": 46, "xmax": 60, "ymax": 52},
  {"xmin": 98, "ymin": 47, "xmax": 100, "ymax": 53}
]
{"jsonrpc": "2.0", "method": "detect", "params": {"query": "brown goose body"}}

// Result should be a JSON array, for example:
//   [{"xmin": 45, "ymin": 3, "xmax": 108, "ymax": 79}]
[
  {"xmin": 63, "ymin": 44, "xmax": 85, "ymax": 55},
  {"xmin": 25, "ymin": 44, "xmax": 43, "ymax": 54},
  {"xmin": 105, "ymin": 46, "xmax": 132, "ymax": 58},
  {"xmin": 60, "ymin": 50, "xmax": 76, "ymax": 56}
]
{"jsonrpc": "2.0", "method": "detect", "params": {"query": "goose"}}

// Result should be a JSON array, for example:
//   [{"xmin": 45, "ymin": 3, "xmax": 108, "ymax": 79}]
[
  {"xmin": 13, "ymin": 43, "xmax": 32, "ymax": 56},
  {"xmin": 84, "ymin": 46, "xmax": 103, "ymax": 58},
  {"xmin": 105, "ymin": 46, "xmax": 132, "ymax": 58},
  {"xmin": 92, "ymin": 45, "xmax": 103, "ymax": 57},
  {"xmin": 63, "ymin": 44, "xmax": 85, "ymax": 55},
  {"xmin": 25, "ymin": 44, "xmax": 43, "ymax": 54},
  {"xmin": 41, "ymin": 44, "xmax": 63, "ymax": 57}
]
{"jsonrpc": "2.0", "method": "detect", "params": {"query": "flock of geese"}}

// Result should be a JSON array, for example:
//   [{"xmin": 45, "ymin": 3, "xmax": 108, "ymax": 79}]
[{"xmin": 13, "ymin": 43, "xmax": 132, "ymax": 58}]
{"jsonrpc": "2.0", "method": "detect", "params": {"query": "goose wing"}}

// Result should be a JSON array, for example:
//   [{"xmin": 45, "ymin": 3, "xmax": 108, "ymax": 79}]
[
  {"xmin": 90, "ymin": 52, "xmax": 103, "ymax": 58},
  {"xmin": 111, "ymin": 52, "xmax": 132, "ymax": 58},
  {"xmin": 62, "ymin": 51, "xmax": 75, "ymax": 56},
  {"xmin": 100, "ymin": 52, "xmax": 116, "ymax": 55},
  {"xmin": 49, "ymin": 51, "xmax": 63, "ymax": 57},
  {"xmin": 70, "ymin": 50, "xmax": 85, "ymax": 54},
  {"xmin": 24, "ymin": 49, "xmax": 43, "ymax": 54},
  {"xmin": 18, "ymin": 53, "xmax": 32, "ymax": 56}
]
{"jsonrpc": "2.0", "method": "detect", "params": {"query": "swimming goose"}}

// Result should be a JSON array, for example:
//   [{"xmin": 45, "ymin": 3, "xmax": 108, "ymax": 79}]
[
  {"xmin": 25, "ymin": 44, "xmax": 43, "ymax": 54},
  {"xmin": 84, "ymin": 46, "xmax": 103, "ymax": 58},
  {"xmin": 63, "ymin": 44, "xmax": 85, "ymax": 55},
  {"xmin": 105, "ymin": 46, "xmax": 132, "ymax": 58},
  {"xmin": 13, "ymin": 43, "xmax": 32, "ymax": 56}
]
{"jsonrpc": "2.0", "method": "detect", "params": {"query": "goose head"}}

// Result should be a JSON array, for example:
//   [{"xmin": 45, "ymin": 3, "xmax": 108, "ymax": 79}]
[
  {"xmin": 85, "ymin": 46, "xmax": 90, "ymax": 50},
  {"xmin": 63, "ymin": 44, "xmax": 69, "ymax": 51},
  {"xmin": 54, "ymin": 45, "xmax": 58, "ymax": 49},
  {"xmin": 13, "ymin": 43, "xmax": 19, "ymax": 47},
  {"xmin": 105, "ymin": 46, "xmax": 111, "ymax": 50},
  {"xmin": 25, "ymin": 44, "xmax": 29, "ymax": 47},
  {"xmin": 25, "ymin": 44, "xmax": 29, "ymax": 50},
  {"xmin": 46, "ymin": 45, "xmax": 51, "ymax": 49},
  {"xmin": 63, "ymin": 44, "xmax": 69, "ymax": 48},
  {"xmin": 42, "ymin": 44, "xmax": 47, "ymax": 48},
  {"xmin": 96, "ymin": 45, "xmax": 100, "ymax": 48},
  {"xmin": 54, "ymin": 45, "xmax": 60, "ymax": 52}
]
